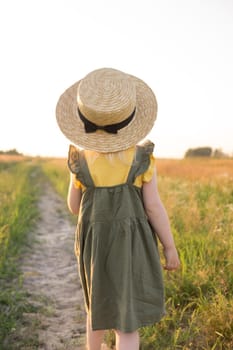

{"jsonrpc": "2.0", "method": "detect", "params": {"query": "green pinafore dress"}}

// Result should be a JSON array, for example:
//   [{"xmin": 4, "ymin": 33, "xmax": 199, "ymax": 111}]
[{"xmin": 68, "ymin": 142, "xmax": 165, "ymax": 332}]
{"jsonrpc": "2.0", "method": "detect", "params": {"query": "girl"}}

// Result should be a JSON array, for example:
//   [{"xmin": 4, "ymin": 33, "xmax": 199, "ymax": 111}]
[{"xmin": 56, "ymin": 68, "xmax": 180, "ymax": 350}]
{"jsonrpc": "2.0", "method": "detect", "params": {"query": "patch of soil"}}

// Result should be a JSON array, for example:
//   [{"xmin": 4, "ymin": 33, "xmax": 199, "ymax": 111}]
[{"xmin": 21, "ymin": 182, "xmax": 86, "ymax": 349}]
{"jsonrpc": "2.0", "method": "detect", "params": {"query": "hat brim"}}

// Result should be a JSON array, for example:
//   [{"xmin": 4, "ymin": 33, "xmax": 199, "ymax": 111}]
[{"xmin": 56, "ymin": 73, "xmax": 157, "ymax": 153}]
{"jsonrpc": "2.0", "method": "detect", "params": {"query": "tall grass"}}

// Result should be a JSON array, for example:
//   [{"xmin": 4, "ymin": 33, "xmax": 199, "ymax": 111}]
[
  {"xmin": 40, "ymin": 158, "xmax": 69, "ymax": 198},
  {"xmin": 43, "ymin": 157, "xmax": 233, "ymax": 349},
  {"xmin": 139, "ymin": 160, "xmax": 233, "ymax": 349},
  {"xmin": 0, "ymin": 161, "xmax": 41, "ymax": 348},
  {"xmin": 2, "ymin": 156, "xmax": 232, "ymax": 349},
  {"xmin": 38, "ymin": 159, "xmax": 233, "ymax": 350}
]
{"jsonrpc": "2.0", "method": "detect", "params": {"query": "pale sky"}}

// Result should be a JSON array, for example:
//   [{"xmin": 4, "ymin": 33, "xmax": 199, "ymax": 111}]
[{"xmin": 0, "ymin": 0, "xmax": 233, "ymax": 158}]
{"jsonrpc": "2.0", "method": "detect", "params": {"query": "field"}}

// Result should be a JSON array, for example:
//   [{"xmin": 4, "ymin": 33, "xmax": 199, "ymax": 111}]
[
  {"xmin": 0, "ymin": 155, "xmax": 233, "ymax": 349},
  {"xmin": 0, "ymin": 158, "xmax": 41, "ymax": 347}
]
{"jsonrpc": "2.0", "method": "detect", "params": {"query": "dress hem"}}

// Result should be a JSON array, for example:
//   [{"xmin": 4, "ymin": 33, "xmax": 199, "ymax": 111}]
[{"xmin": 90, "ymin": 311, "xmax": 166, "ymax": 333}]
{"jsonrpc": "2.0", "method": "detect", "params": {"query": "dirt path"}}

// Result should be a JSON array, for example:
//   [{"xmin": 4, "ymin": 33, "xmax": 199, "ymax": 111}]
[{"xmin": 21, "ymin": 182, "xmax": 87, "ymax": 349}]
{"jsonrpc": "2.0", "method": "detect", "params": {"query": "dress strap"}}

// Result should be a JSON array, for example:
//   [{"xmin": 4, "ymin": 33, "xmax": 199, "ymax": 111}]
[
  {"xmin": 126, "ymin": 140, "xmax": 154, "ymax": 184},
  {"xmin": 68, "ymin": 145, "xmax": 95, "ymax": 188}
]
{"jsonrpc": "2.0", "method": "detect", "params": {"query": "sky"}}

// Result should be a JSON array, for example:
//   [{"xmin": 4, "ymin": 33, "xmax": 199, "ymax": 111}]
[{"xmin": 0, "ymin": 0, "xmax": 233, "ymax": 159}]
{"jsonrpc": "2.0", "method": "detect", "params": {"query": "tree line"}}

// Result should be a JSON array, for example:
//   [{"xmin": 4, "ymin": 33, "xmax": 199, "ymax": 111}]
[
  {"xmin": 0, "ymin": 149, "xmax": 23, "ymax": 155},
  {"xmin": 185, "ymin": 147, "xmax": 231, "ymax": 158}
]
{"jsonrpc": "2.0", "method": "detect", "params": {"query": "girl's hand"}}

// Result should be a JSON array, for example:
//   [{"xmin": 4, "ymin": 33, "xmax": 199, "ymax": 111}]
[{"xmin": 163, "ymin": 246, "xmax": 180, "ymax": 271}]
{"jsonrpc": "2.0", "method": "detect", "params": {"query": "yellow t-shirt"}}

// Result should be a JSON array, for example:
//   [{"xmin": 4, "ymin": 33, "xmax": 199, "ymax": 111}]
[{"xmin": 73, "ymin": 147, "xmax": 155, "ymax": 190}]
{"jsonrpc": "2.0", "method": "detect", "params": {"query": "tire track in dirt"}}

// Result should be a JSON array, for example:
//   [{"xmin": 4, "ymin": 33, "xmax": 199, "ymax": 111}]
[{"xmin": 21, "ymin": 182, "xmax": 86, "ymax": 349}]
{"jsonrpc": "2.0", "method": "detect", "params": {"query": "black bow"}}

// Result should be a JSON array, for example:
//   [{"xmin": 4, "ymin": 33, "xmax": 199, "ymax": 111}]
[{"xmin": 78, "ymin": 108, "xmax": 136, "ymax": 134}]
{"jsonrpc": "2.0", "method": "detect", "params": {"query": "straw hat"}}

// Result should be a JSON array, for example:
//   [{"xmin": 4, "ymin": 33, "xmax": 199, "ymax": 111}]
[{"xmin": 56, "ymin": 68, "xmax": 157, "ymax": 152}]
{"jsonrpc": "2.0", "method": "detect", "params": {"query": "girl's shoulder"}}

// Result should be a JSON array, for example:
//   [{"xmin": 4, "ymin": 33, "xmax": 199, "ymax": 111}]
[
  {"xmin": 136, "ymin": 140, "xmax": 154, "ymax": 155},
  {"xmin": 67, "ymin": 141, "xmax": 155, "ymax": 188}
]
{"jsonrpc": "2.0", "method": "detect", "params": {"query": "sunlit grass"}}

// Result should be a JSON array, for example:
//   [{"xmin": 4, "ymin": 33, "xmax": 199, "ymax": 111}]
[
  {"xmin": 0, "ymin": 161, "xmax": 41, "ymax": 348},
  {"xmin": 1, "ymin": 156, "xmax": 233, "ymax": 349},
  {"xmin": 42, "ymin": 157, "xmax": 233, "ymax": 349},
  {"xmin": 140, "ymin": 159, "xmax": 233, "ymax": 349},
  {"xmin": 40, "ymin": 157, "xmax": 69, "ymax": 198},
  {"xmin": 156, "ymin": 157, "xmax": 233, "ymax": 183}
]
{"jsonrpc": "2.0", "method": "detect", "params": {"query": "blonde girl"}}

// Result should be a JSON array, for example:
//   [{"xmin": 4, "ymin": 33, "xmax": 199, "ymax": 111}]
[{"xmin": 56, "ymin": 68, "xmax": 180, "ymax": 350}]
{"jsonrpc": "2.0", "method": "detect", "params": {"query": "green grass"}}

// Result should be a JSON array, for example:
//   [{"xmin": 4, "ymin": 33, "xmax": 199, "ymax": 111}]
[
  {"xmin": 40, "ymin": 158, "xmax": 69, "ymax": 198},
  {"xmin": 42, "ymin": 159, "xmax": 233, "ymax": 349},
  {"xmin": 138, "ymin": 177, "xmax": 233, "ymax": 349},
  {"xmin": 0, "ymin": 161, "xmax": 42, "ymax": 348},
  {"xmin": 1, "ymin": 157, "xmax": 233, "ymax": 349}
]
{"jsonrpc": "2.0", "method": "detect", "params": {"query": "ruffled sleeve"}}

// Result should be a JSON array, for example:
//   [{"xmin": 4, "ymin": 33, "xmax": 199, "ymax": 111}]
[
  {"xmin": 141, "ymin": 153, "xmax": 155, "ymax": 183},
  {"xmin": 67, "ymin": 145, "xmax": 85, "ymax": 189},
  {"xmin": 133, "ymin": 140, "xmax": 155, "ymax": 187}
]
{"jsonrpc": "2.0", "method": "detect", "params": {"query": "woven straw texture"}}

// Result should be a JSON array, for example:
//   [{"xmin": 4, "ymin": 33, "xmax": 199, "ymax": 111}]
[{"xmin": 56, "ymin": 68, "xmax": 157, "ymax": 153}]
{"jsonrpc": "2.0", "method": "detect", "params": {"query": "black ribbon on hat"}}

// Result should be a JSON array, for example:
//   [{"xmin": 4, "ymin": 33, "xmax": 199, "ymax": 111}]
[{"xmin": 78, "ymin": 107, "xmax": 136, "ymax": 134}]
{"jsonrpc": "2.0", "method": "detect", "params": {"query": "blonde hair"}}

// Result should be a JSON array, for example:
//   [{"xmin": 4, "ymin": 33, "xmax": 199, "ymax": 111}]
[{"xmin": 84, "ymin": 146, "xmax": 137, "ymax": 166}]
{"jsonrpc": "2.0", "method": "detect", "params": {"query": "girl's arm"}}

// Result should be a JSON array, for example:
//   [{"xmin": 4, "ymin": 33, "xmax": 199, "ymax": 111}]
[
  {"xmin": 142, "ymin": 169, "xmax": 180, "ymax": 271},
  {"xmin": 67, "ymin": 173, "xmax": 82, "ymax": 215}
]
